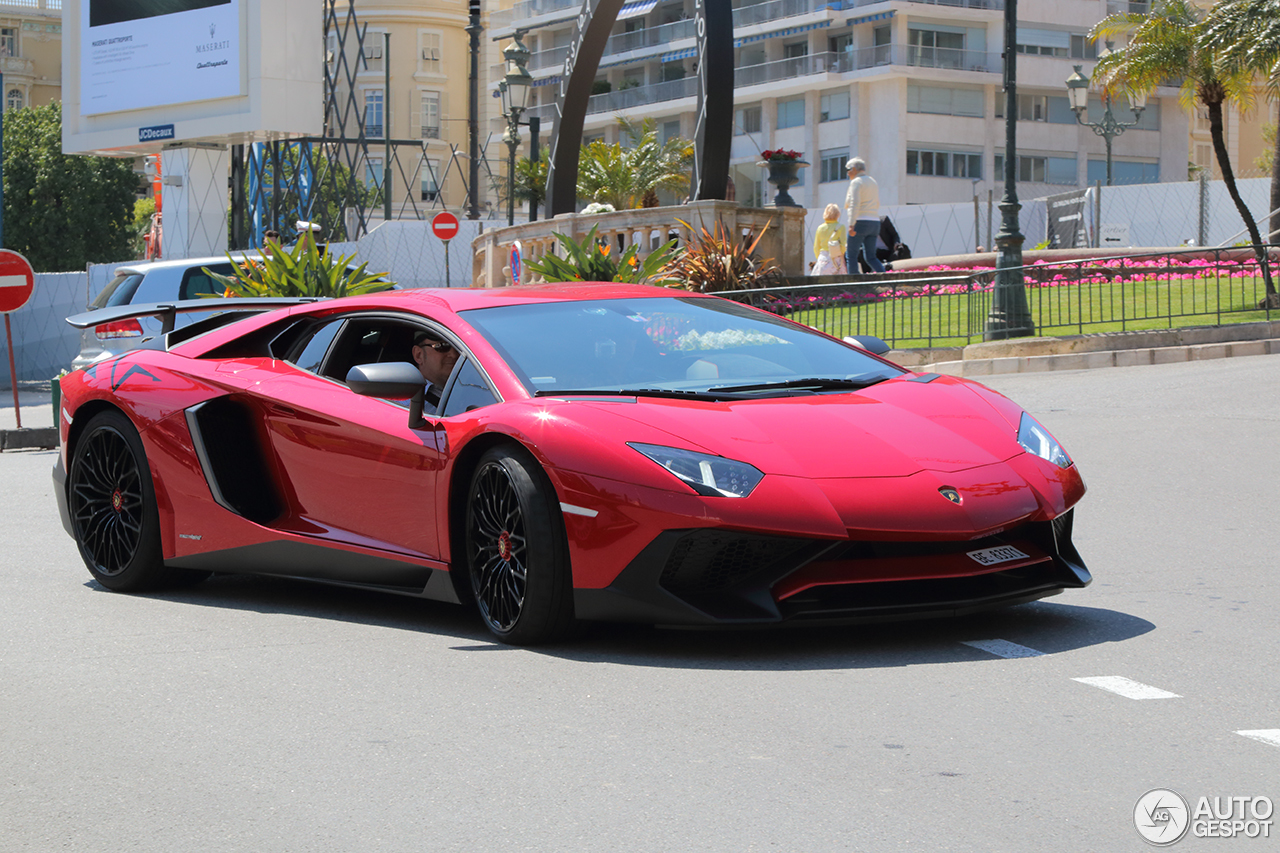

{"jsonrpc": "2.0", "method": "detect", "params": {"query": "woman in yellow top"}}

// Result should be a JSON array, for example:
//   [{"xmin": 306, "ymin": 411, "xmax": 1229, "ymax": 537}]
[{"xmin": 812, "ymin": 204, "xmax": 847, "ymax": 275}]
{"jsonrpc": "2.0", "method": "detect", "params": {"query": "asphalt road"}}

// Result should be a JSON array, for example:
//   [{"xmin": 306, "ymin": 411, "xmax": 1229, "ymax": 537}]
[{"xmin": 1, "ymin": 356, "xmax": 1277, "ymax": 852}]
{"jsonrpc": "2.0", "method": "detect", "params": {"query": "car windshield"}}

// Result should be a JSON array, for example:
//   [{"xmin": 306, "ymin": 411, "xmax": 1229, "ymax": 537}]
[{"xmin": 461, "ymin": 296, "xmax": 902, "ymax": 397}]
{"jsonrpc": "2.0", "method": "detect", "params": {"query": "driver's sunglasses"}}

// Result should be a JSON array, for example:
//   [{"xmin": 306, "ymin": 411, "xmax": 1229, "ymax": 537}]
[{"xmin": 418, "ymin": 340, "xmax": 453, "ymax": 353}]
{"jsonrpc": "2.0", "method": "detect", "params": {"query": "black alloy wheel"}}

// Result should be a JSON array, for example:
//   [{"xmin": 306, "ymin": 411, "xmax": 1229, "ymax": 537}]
[
  {"xmin": 68, "ymin": 410, "xmax": 196, "ymax": 591},
  {"xmin": 465, "ymin": 445, "xmax": 574, "ymax": 645}
]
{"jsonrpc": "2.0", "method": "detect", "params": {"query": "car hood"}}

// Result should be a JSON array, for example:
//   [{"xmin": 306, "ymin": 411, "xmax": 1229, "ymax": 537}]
[{"xmin": 553, "ymin": 376, "xmax": 1022, "ymax": 479}]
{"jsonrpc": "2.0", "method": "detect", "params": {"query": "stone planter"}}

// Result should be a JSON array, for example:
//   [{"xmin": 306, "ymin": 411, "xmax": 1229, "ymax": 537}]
[{"xmin": 759, "ymin": 159, "xmax": 809, "ymax": 208}]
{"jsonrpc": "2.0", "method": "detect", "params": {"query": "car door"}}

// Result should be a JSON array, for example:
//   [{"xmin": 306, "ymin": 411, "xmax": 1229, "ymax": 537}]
[{"xmin": 254, "ymin": 314, "xmax": 450, "ymax": 566}]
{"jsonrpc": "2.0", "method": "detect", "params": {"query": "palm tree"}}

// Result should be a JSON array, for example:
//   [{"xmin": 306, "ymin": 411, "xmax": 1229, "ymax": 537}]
[
  {"xmin": 1200, "ymin": 0, "xmax": 1280, "ymax": 262},
  {"xmin": 576, "ymin": 117, "xmax": 693, "ymax": 209},
  {"xmin": 1091, "ymin": 0, "xmax": 1275, "ymax": 301}
]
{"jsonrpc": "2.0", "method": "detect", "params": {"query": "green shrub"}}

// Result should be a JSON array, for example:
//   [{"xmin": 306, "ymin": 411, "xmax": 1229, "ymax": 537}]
[{"xmin": 204, "ymin": 237, "xmax": 392, "ymax": 298}]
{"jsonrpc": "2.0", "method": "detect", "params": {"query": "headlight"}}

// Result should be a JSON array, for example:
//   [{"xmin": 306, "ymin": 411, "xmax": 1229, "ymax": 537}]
[
  {"xmin": 628, "ymin": 443, "xmax": 764, "ymax": 498},
  {"xmin": 1017, "ymin": 412, "xmax": 1072, "ymax": 468}
]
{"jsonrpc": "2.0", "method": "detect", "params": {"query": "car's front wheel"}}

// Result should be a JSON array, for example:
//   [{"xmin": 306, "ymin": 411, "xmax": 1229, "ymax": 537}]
[
  {"xmin": 68, "ymin": 410, "xmax": 204, "ymax": 591},
  {"xmin": 465, "ymin": 444, "xmax": 575, "ymax": 645}
]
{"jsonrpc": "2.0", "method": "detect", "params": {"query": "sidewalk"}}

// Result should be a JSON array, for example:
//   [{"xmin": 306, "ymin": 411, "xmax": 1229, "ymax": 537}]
[{"xmin": 0, "ymin": 381, "xmax": 57, "ymax": 450}]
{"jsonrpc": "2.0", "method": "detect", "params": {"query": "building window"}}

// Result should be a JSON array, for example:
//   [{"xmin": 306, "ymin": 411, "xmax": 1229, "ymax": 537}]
[
  {"xmin": 361, "ymin": 32, "xmax": 385, "ymax": 73},
  {"xmin": 419, "ymin": 31, "xmax": 443, "ymax": 74},
  {"xmin": 820, "ymin": 91, "xmax": 849, "ymax": 122},
  {"xmin": 421, "ymin": 159, "xmax": 440, "ymax": 201},
  {"xmin": 420, "ymin": 91, "xmax": 441, "ymax": 139},
  {"xmin": 995, "ymin": 94, "xmax": 1075, "ymax": 124},
  {"xmin": 908, "ymin": 28, "xmax": 965, "ymax": 69},
  {"xmin": 776, "ymin": 97, "xmax": 805, "ymax": 129},
  {"xmin": 907, "ymin": 84, "xmax": 983, "ymax": 117},
  {"xmin": 1087, "ymin": 159, "xmax": 1160, "ymax": 184},
  {"xmin": 661, "ymin": 120, "xmax": 681, "ymax": 145},
  {"xmin": 735, "ymin": 105, "xmax": 761, "ymax": 135},
  {"xmin": 820, "ymin": 149, "xmax": 849, "ymax": 183},
  {"xmin": 1016, "ymin": 28, "xmax": 1070, "ymax": 57},
  {"xmin": 907, "ymin": 149, "xmax": 982, "ymax": 178},
  {"xmin": 783, "ymin": 41, "xmax": 808, "ymax": 59},
  {"xmin": 995, "ymin": 154, "xmax": 1077, "ymax": 184},
  {"xmin": 1070, "ymin": 35, "xmax": 1099, "ymax": 60},
  {"xmin": 365, "ymin": 89, "xmax": 384, "ymax": 137},
  {"xmin": 6, "ymin": 88, "xmax": 22, "ymax": 111},
  {"xmin": 365, "ymin": 158, "xmax": 384, "ymax": 190},
  {"xmin": 0, "ymin": 28, "xmax": 16, "ymax": 57},
  {"xmin": 829, "ymin": 32, "xmax": 853, "ymax": 54}
]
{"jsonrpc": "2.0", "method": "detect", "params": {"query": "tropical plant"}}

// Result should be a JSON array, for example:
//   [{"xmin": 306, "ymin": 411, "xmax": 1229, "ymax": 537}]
[
  {"xmin": 1091, "ymin": 0, "xmax": 1275, "ymax": 303},
  {"xmin": 1199, "ymin": 0, "xmax": 1280, "ymax": 259},
  {"xmin": 523, "ymin": 224, "xmax": 681, "ymax": 285},
  {"xmin": 577, "ymin": 117, "xmax": 694, "ymax": 209},
  {"xmin": 2, "ymin": 101, "xmax": 139, "ymax": 271},
  {"xmin": 512, "ymin": 153, "xmax": 548, "ymax": 208},
  {"xmin": 660, "ymin": 217, "xmax": 786, "ymax": 292},
  {"xmin": 204, "ymin": 236, "xmax": 392, "ymax": 298}
]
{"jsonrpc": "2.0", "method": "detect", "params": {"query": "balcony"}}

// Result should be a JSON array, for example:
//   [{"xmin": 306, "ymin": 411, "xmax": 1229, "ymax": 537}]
[
  {"xmin": 490, "ymin": 0, "xmax": 580, "ymax": 31},
  {"xmin": 0, "ymin": 0, "xmax": 61, "ymax": 10}
]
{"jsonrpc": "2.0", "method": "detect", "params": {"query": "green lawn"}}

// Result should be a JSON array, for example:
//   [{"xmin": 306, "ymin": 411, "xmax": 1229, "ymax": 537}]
[{"xmin": 785, "ymin": 272, "xmax": 1276, "ymax": 349}]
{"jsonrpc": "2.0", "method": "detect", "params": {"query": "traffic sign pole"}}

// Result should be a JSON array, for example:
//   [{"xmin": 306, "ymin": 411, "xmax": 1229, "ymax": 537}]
[
  {"xmin": 0, "ymin": 250, "xmax": 38, "ymax": 431},
  {"xmin": 5, "ymin": 315, "xmax": 17, "ymax": 429},
  {"xmin": 431, "ymin": 212, "xmax": 461, "ymax": 288}
]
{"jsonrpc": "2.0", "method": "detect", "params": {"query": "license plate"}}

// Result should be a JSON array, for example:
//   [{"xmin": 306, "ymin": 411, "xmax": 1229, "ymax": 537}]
[{"xmin": 967, "ymin": 545, "xmax": 1031, "ymax": 566}]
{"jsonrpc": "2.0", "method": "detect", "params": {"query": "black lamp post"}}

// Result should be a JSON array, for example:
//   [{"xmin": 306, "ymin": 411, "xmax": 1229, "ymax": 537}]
[
  {"xmin": 985, "ymin": 0, "xmax": 1035, "ymax": 340},
  {"xmin": 499, "ymin": 32, "xmax": 533, "ymax": 227},
  {"xmin": 1065, "ymin": 60, "xmax": 1147, "ymax": 186}
]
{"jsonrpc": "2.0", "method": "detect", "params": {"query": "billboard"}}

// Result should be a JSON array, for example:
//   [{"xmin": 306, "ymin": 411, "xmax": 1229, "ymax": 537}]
[
  {"xmin": 63, "ymin": 0, "xmax": 322, "ymax": 157},
  {"xmin": 81, "ymin": 0, "xmax": 243, "ymax": 116}
]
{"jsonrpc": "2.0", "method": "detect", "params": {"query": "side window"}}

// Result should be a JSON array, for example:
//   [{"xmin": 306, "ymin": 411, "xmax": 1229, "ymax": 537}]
[
  {"xmin": 180, "ymin": 263, "xmax": 233, "ymax": 300},
  {"xmin": 440, "ymin": 358, "xmax": 499, "ymax": 417},
  {"xmin": 291, "ymin": 321, "xmax": 345, "ymax": 375}
]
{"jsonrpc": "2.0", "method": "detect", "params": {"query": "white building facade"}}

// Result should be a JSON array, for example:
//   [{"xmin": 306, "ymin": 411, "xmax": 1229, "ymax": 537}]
[{"xmin": 490, "ymin": 0, "xmax": 1186, "ymax": 213}]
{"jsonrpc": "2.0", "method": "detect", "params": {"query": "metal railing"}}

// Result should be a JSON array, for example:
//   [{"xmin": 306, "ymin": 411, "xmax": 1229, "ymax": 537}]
[{"xmin": 713, "ymin": 248, "xmax": 1279, "ymax": 349}]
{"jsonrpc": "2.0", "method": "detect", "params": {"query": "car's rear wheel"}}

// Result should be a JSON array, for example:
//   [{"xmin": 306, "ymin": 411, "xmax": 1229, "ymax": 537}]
[
  {"xmin": 465, "ymin": 444, "xmax": 575, "ymax": 645},
  {"xmin": 68, "ymin": 410, "xmax": 202, "ymax": 591}
]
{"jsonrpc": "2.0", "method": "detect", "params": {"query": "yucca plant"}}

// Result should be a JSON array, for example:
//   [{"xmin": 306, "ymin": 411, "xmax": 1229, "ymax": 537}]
[
  {"xmin": 660, "ymin": 217, "xmax": 786, "ymax": 292},
  {"xmin": 524, "ymin": 224, "xmax": 682, "ymax": 285},
  {"xmin": 204, "ymin": 237, "xmax": 392, "ymax": 298}
]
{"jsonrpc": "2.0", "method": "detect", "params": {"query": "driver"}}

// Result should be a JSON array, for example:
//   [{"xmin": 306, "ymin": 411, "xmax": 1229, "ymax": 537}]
[{"xmin": 411, "ymin": 330, "xmax": 460, "ymax": 410}]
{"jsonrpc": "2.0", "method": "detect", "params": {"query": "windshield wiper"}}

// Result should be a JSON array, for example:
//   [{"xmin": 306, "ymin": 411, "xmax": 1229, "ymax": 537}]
[
  {"xmin": 534, "ymin": 387, "xmax": 740, "ymax": 402},
  {"xmin": 706, "ymin": 377, "xmax": 887, "ymax": 394}
]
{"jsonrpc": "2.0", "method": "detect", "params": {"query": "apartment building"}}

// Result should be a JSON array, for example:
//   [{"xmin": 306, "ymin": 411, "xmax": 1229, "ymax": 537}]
[
  {"xmin": 0, "ymin": 0, "xmax": 62, "ymax": 113},
  {"xmin": 330, "ymin": 0, "xmax": 499, "ymax": 211},
  {"xmin": 489, "ymin": 0, "xmax": 1190, "ymax": 214}
]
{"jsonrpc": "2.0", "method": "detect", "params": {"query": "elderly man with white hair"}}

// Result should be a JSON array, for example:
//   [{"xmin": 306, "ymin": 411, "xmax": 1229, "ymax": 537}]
[{"xmin": 844, "ymin": 157, "xmax": 885, "ymax": 274}]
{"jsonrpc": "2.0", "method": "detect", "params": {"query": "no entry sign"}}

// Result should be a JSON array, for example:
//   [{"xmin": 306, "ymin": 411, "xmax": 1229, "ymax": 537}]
[
  {"xmin": 0, "ymin": 249, "xmax": 34, "ymax": 314},
  {"xmin": 431, "ymin": 211, "xmax": 460, "ymax": 242}
]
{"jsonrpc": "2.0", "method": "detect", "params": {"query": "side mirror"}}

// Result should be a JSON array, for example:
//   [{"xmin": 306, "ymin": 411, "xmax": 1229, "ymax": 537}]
[
  {"xmin": 346, "ymin": 362, "xmax": 428, "ymax": 429},
  {"xmin": 843, "ymin": 335, "xmax": 891, "ymax": 356}
]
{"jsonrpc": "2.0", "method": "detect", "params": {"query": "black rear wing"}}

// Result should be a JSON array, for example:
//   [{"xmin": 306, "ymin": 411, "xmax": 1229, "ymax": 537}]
[{"xmin": 67, "ymin": 297, "xmax": 322, "ymax": 335}]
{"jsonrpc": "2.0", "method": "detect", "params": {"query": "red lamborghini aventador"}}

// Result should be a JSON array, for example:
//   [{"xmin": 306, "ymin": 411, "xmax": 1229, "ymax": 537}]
[{"xmin": 55, "ymin": 284, "xmax": 1088, "ymax": 644}]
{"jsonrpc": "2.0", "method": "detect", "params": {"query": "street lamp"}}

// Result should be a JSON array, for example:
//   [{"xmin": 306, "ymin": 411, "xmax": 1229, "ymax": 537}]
[
  {"xmin": 1065, "ymin": 59, "xmax": 1146, "ymax": 186},
  {"xmin": 985, "ymin": 0, "xmax": 1035, "ymax": 340},
  {"xmin": 499, "ymin": 32, "xmax": 533, "ymax": 227}
]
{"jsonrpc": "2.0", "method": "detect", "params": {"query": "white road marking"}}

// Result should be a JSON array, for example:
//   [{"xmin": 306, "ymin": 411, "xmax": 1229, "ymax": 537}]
[
  {"xmin": 1236, "ymin": 730, "xmax": 1280, "ymax": 749},
  {"xmin": 559, "ymin": 502, "xmax": 598, "ymax": 518},
  {"xmin": 1073, "ymin": 676, "xmax": 1181, "ymax": 700},
  {"xmin": 961, "ymin": 639, "xmax": 1045, "ymax": 658}
]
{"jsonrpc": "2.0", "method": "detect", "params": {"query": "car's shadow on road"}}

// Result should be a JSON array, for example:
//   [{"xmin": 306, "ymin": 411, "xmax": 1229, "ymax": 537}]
[{"xmin": 100, "ymin": 573, "xmax": 1154, "ymax": 671}]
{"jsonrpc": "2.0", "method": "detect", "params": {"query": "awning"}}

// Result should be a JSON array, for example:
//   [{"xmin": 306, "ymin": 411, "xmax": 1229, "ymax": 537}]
[
  {"xmin": 618, "ymin": 0, "xmax": 659, "ymax": 20},
  {"xmin": 735, "ymin": 20, "xmax": 830, "ymax": 48},
  {"xmin": 846, "ymin": 10, "xmax": 895, "ymax": 27},
  {"xmin": 660, "ymin": 47, "xmax": 697, "ymax": 63},
  {"xmin": 533, "ymin": 75, "xmax": 560, "ymax": 88}
]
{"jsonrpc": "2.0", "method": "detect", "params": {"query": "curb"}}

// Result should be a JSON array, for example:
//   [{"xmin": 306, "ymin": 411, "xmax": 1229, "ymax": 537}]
[
  {"xmin": 0, "ymin": 427, "xmax": 58, "ymax": 451},
  {"xmin": 916, "ymin": 338, "xmax": 1280, "ymax": 377}
]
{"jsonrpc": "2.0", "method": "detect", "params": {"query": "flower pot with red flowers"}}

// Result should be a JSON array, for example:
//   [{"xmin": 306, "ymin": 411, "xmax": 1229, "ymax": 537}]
[{"xmin": 757, "ymin": 149, "xmax": 808, "ymax": 208}]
